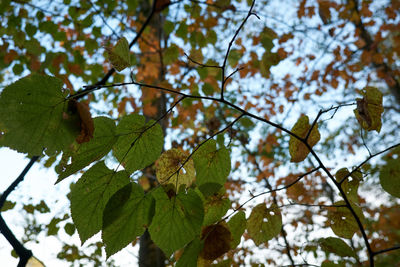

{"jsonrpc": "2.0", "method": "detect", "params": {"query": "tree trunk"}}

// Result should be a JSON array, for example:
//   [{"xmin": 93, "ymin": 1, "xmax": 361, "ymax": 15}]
[{"xmin": 138, "ymin": 1, "xmax": 168, "ymax": 266}]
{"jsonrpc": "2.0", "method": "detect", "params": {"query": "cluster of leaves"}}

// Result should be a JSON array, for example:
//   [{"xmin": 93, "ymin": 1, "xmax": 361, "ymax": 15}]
[{"xmin": 1, "ymin": 0, "xmax": 400, "ymax": 266}]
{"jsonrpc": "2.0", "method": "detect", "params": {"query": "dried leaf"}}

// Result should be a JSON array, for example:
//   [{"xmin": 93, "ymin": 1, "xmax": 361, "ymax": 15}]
[
  {"xmin": 200, "ymin": 223, "xmax": 232, "ymax": 260},
  {"xmin": 73, "ymin": 100, "xmax": 94, "ymax": 144},
  {"xmin": 353, "ymin": 87, "xmax": 383, "ymax": 132}
]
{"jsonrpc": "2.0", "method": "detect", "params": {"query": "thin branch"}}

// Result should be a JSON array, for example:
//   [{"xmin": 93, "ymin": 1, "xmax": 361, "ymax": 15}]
[
  {"xmin": 86, "ymin": 0, "xmax": 120, "ymax": 38},
  {"xmin": 114, "ymin": 96, "xmax": 186, "ymax": 173},
  {"xmin": 373, "ymin": 245, "xmax": 400, "ymax": 256},
  {"xmin": 160, "ymin": 114, "xmax": 245, "ymax": 186},
  {"xmin": 220, "ymin": 0, "xmax": 257, "ymax": 100},
  {"xmin": 183, "ymin": 52, "xmax": 221, "ymax": 68},
  {"xmin": 339, "ymin": 142, "xmax": 400, "ymax": 185},
  {"xmin": 223, "ymin": 166, "xmax": 321, "ymax": 220},
  {"xmin": 70, "ymin": 0, "xmax": 158, "ymax": 100},
  {"xmin": 0, "ymin": 156, "xmax": 39, "ymax": 267}
]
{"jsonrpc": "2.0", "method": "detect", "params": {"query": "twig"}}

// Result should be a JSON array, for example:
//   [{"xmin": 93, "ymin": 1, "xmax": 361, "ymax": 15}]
[
  {"xmin": 220, "ymin": 0, "xmax": 257, "ymax": 100},
  {"xmin": 373, "ymin": 245, "xmax": 400, "ymax": 256},
  {"xmin": 69, "ymin": 0, "xmax": 158, "ymax": 100},
  {"xmin": 223, "ymin": 166, "xmax": 321, "ymax": 221}
]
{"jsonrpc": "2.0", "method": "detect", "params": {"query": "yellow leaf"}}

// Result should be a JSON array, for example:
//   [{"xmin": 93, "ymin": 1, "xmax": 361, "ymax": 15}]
[
  {"xmin": 155, "ymin": 148, "xmax": 195, "ymax": 191},
  {"xmin": 289, "ymin": 115, "xmax": 320, "ymax": 162}
]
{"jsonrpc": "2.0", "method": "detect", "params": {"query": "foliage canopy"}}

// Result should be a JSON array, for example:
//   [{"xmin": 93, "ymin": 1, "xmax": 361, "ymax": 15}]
[{"xmin": 0, "ymin": 0, "xmax": 400, "ymax": 266}]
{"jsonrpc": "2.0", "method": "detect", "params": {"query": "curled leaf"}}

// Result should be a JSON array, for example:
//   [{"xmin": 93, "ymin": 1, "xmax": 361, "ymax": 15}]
[
  {"xmin": 289, "ymin": 115, "xmax": 320, "ymax": 162},
  {"xmin": 353, "ymin": 87, "xmax": 383, "ymax": 132},
  {"xmin": 106, "ymin": 37, "xmax": 130, "ymax": 71},
  {"xmin": 68, "ymin": 100, "xmax": 94, "ymax": 144}
]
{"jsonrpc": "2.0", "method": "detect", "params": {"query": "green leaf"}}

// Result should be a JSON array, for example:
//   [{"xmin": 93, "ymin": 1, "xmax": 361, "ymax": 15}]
[
  {"xmin": 379, "ymin": 158, "xmax": 400, "ymax": 198},
  {"xmin": 176, "ymin": 238, "xmax": 203, "ymax": 267},
  {"xmin": 102, "ymin": 182, "xmax": 154, "ymax": 258},
  {"xmin": 156, "ymin": 148, "xmax": 195, "ymax": 190},
  {"xmin": 176, "ymin": 22, "xmax": 188, "ymax": 39},
  {"xmin": 247, "ymin": 203, "xmax": 282, "ymax": 245},
  {"xmin": 113, "ymin": 114, "xmax": 163, "ymax": 174},
  {"xmin": 0, "ymin": 74, "xmax": 80, "ymax": 155},
  {"xmin": 64, "ymin": 223, "xmax": 75, "ymax": 236},
  {"xmin": 202, "ymin": 83, "xmax": 214, "ymax": 95},
  {"xmin": 193, "ymin": 139, "xmax": 231, "ymax": 188},
  {"xmin": 0, "ymin": 200, "xmax": 16, "ymax": 212},
  {"xmin": 148, "ymin": 187, "xmax": 204, "ymax": 257},
  {"xmin": 289, "ymin": 115, "xmax": 320, "ymax": 163},
  {"xmin": 203, "ymin": 194, "xmax": 230, "ymax": 226},
  {"xmin": 56, "ymin": 117, "xmax": 117, "ymax": 182},
  {"xmin": 106, "ymin": 37, "xmax": 130, "ymax": 71},
  {"xmin": 335, "ymin": 168, "xmax": 362, "ymax": 203},
  {"xmin": 163, "ymin": 20, "xmax": 175, "ymax": 35},
  {"xmin": 328, "ymin": 201, "xmax": 364, "ymax": 239},
  {"xmin": 164, "ymin": 44, "xmax": 179, "ymax": 65},
  {"xmin": 69, "ymin": 161, "xmax": 130, "ymax": 244},
  {"xmin": 227, "ymin": 210, "xmax": 246, "ymax": 249},
  {"xmin": 261, "ymin": 27, "xmax": 278, "ymax": 51},
  {"xmin": 353, "ymin": 87, "xmax": 383, "ymax": 132},
  {"xmin": 318, "ymin": 237, "xmax": 356, "ymax": 257},
  {"xmin": 239, "ymin": 117, "xmax": 254, "ymax": 128},
  {"xmin": 228, "ymin": 49, "xmax": 241, "ymax": 67}
]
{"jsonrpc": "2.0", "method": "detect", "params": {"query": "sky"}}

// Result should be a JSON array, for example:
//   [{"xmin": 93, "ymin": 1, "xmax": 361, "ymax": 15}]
[{"xmin": 0, "ymin": 148, "xmax": 140, "ymax": 267}]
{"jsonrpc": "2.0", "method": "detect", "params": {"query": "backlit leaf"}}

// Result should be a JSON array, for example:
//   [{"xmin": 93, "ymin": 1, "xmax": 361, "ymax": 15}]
[
  {"xmin": 335, "ymin": 168, "xmax": 362, "ymax": 203},
  {"xmin": 193, "ymin": 139, "xmax": 231, "ymax": 189},
  {"xmin": 102, "ymin": 182, "xmax": 154, "ymax": 258},
  {"xmin": 318, "ymin": 237, "xmax": 356, "ymax": 257},
  {"xmin": 176, "ymin": 238, "xmax": 203, "ymax": 267},
  {"xmin": 379, "ymin": 158, "xmax": 400, "ymax": 198},
  {"xmin": 0, "ymin": 74, "xmax": 80, "ymax": 155},
  {"xmin": 227, "ymin": 210, "xmax": 246, "ymax": 249},
  {"xmin": 156, "ymin": 148, "xmax": 195, "ymax": 190},
  {"xmin": 289, "ymin": 115, "xmax": 320, "ymax": 163},
  {"xmin": 56, "ymin": 117, "xmax": 117, "ymax": 182},
  {"xmin": 203, "ymin": 193, "xmax": 230, "ymax": 226},
  {"xmin": 327, "ymin": 200, "xmax": 364, "ymax": 239},
  {"xmin": 353, "ymin": 87, "xmax": 383, "ymax": 132},
  {"xmin": 106, "ymin": 37, "xmax": 130, "ymax": 72},
  {"xmin": 113, "ymin": 114, "xmax": 163, "ymax": 174},
  {"xmin": 69, "ymin": 161, "xmax": 130, "ymax": 244},
  {"xmin": 247, "ymin": 203, "xmax": 282, "ymax": 245},
  {"xmin": 148, "ymin": 187, "xmax": 204, "ymax": 257}
]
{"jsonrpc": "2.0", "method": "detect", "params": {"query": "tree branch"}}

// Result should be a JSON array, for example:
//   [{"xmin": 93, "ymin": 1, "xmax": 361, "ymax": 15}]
[{"xmin": 0, "ymin": 156, "xmax": 39, "ymax": 267}]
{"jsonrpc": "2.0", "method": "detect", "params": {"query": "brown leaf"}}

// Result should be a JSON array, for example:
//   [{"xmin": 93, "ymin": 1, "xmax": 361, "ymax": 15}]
[
  {"xmin": 155, "ymin": 0, "xmax": 171, "ymax": 12},
  {"xmin": 69, "ymin": 100, "xmax": 94, "ymax": 144},
  {"xmin": 200, "ymin": 223, "xmax": 232, "ymax": 261}
]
